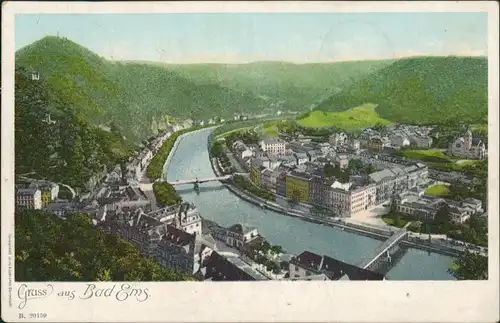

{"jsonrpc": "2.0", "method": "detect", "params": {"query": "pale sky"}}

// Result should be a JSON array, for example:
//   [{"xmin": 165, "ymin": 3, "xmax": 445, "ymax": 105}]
[{"xmin": 15, "ymin": 12, "xmax": 488, "ymax": 63}]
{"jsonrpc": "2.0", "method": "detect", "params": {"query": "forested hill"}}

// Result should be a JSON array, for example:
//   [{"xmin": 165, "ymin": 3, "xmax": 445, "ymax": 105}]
[
  {"xmin": 164, "ymin": 59, "xmax": 394, "ymax": 111},
  {"xmin": 15, "ymin": 66, "xmax": 136, "ymax": 189},
  {"xmin": 315, "ymin": 56, "xmax": 488, "ymax": 124},
  {"xmin": 15, "ymin": 211, "xmax": 195, "ymax": 281},
  {"xmin": 15, "ymin": 36, "xmax": 267, "ymax": 141}
]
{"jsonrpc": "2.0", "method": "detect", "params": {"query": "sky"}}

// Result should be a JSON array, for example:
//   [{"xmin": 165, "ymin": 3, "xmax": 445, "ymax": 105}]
[{"xmin": 15, "ymin": 12, "xmax": 488, "ymax": 63}]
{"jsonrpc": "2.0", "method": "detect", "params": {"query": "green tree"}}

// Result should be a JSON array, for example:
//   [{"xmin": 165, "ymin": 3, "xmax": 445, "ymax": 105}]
[
  {"xmin": 270, "ymin": 245, "xmax": 283, "ymax": 254},
  {"xmin": 66, "ymin": 134, "xmax": 86, "ymax": 186},
  {"xmin": 210, "ymin": 141, "xmax": 224, "ymax": 158},
  {"xmin": 434, "ymin": 204, "xmax": 452, "ymax": 231},
  {"xmin": 408, "ymin": 221, "xmax": 422, "ymax": 232},
  {"xmin": 324, "ymin": 163, "xmax": 336, "ymax": 178},
  {"xmin": 448, "ymin": 249, "xmax": 488, "ymax": 280},
  {"xmin": 448, "ymin": 180, "xmax": 469, "ymax": 201},
  {"xmin": 393, "ymin": 213, "xmax": 402, "ymax": 227},
  {"xmin": 97, "ymin": 268, "xmax": 113, "ymax": 281},
  {"xmin": 153, "ymin": 182, "xmax": 182, "ymax": 206},
  {"xmin": 15, "ymin": 210, "xmax": 195, "ymax": 282},
  {"xmin": 389, "ymin": 196, "xmax": 398, "ymax": 214}
]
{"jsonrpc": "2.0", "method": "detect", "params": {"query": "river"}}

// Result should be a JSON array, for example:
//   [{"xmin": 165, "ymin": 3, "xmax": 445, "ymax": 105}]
[{"xmin": 164, "ymin": 128, "xmax": 456, "ymax": 280}]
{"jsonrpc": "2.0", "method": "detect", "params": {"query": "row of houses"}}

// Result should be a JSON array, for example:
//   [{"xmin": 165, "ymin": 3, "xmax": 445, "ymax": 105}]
[
  {"xmin": 98, "ymin": 201, "xmax": 210, "ymax": 275},
  {"xmin": 126, "ymin": 147, "xmax": 154, "ymax": 183},
  {"xmin": 15, "ymin": 180, "xmax": 60, "ymax": 211},
  {"xmin": 395, "ymin": 191, "xmax": 484, "ymax": 224},
  {"xmin": 248, "ymin": 156, "xmax": 428, "ymax": 218},
  {"xmin": 361, "ymin": 125, "xmax": 434, "ymax": 150},
  {"xmin": 94, "ymin": 188, "xmax": 273, "ymax": 281},
  {"xmin": 232, "ymin": 138, "xmax": 350, "ymax": 173},
  {"xmin": 226, "ymin": 132, "xmax": 431, "ymax": 218}
]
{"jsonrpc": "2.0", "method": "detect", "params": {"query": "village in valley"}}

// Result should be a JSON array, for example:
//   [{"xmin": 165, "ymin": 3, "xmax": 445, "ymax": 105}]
[
  {"xmin": 12, "ymin": 12, "xmax": 490, "ymax": 283},
  {"xmin": 15, "ymin": 85, "xmax": 489, "ymax": 281}
]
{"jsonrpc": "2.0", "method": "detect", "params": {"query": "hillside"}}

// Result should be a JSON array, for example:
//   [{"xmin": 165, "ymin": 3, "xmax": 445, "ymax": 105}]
[
  {"xmin": 315, "ymin": 56, "xmax": 488, "ymax": 124},
  {"xmin": 162, "ymin": 59, "xmax": 394, "ymax": 111},
  {"xmin": 106, "ymin": 62, "xmax": 265, "ymax": 126},
  {"xmin": 15, "ymin": 36, "xmax": 267, "ymax": 141},
  {"xmin": 14, "ymin": 65, "xmax": 136, "ymax": 189},
  {"xmin": 16, "ymin": 210, "xmax": 195, "ymax": 281},
  {"xmin": 297, "ymin": 103, "xmax": 392, "ymax": 130}
]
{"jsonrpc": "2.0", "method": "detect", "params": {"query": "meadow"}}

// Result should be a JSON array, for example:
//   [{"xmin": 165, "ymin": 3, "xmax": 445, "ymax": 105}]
[
  {"xmin": 425, "ymin": 184, "xmax": 451, "ymax": 197},
  {"xmin": 297, "ymin": 103, "xmax": 392, "ymax": 130}
]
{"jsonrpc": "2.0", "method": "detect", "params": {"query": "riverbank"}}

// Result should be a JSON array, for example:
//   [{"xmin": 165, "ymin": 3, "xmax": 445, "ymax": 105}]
[
  {"xmin": 161, "ymin": 126, "xmax": 218, "ymax": 177},
  {"xmin": 147, "ymin": 125, "xmax": 219, "ymax": 180}
]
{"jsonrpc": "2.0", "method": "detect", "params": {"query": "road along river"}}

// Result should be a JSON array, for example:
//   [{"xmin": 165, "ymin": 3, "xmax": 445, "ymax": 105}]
[{"xmin": 163, "ymin": 128, "xmax": 456, "ymax": 280}]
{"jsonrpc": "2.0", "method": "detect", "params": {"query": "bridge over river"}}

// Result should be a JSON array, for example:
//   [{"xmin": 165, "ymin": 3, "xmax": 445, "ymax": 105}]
[
  {"xmin": 358, "ymin": 222, "xmax": 411, "ymax": 271},
  {"xmin": 140, "ymin": 173, "xmax": 248, "ymax": 191}
]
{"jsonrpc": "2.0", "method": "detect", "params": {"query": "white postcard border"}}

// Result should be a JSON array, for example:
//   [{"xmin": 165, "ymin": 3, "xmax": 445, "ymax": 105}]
[{"xmin": 2, "ymin": 2, "xmax": 499, "ymax": 322}]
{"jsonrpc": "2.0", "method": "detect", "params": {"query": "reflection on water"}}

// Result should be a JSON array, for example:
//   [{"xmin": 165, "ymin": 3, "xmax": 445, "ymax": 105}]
[{"xmin": 165, "ymin": 128, "xmax": 456, "ymax": 280}]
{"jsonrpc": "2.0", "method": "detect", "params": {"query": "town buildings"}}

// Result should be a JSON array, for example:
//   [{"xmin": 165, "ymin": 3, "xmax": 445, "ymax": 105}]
[
  {"xmin": 367, "ymin": 136, "xmax": 383, "ymax": 152},
  {"xmin": 127, "ymin": 147, "xmax": 154, "ymax": 182},
  {"xmin": 173, "ymin": 202, "xmax": 203, "ymax": 236},
  {"xmin": 285, "ymin": 171, "xmax": 311, "ymax": 202},
  {"xmin": 323, "ymin": 180, "xmax": 377, "ymax": 218},
  {"xmin": 329, "ymin": 132, "xmax": 348, "ymax": 148},
  {"xmin": 259, "ymin": 137, "xmax": 287, "ymax": 155},
  {"xmin": 390, "ymin": 134, "xmax": 411, "ymax": 149},
  {"xmin": 288, "ymin": 251, "xmax": 385, "ymax": 280},
  {"xmin": 43, "ymin": 200, "xmax": 78, "ymax": 217},
  {"xmin": 16, "ymin": 180, "xmax": 59, "ymax": 207},
  {"xmin": 232, "ymin": 141, "xmax": 253, "ymax": 160},
  {"xmin": 27, "ymin": 180, "xmax": 59, "ymax": 205},
  {"xmin": 294, "ymin": 152, "xmax": 309, "ymax": 165},
  {"xmin": 449, "ymin": 129, "xmax": 487, "ymax": 160},
  {"xmin": 395, "ymin": 192, "xmax": 484, "ymax": 224},
  {"xmin": 31, "ymin": 70, "xmax": 40, "ymax": 81},
  {"xmin": 157, "ymin": 225, "xmax": 216, "ymax": 275},
  {"xmin": 224, "ymin": 224, "xmax": 260, "ymax": 249},
  {"xmin": 334, "ymin": 155, "xmax": 349, "ymax": 169},
  {"xmin": 250, "ymin": 165, "xmax": 265, "ymax": 186},
  {"xmin": 203, "ymin": 251, "xmax": 266, "ymax": 281},
  {"xmin": 409, "ymin": 135, "xmax": 433, "ymax": 148},
  {"xmin": 15, "ymin": 188, "xmax": 42, "ymax": 210},
  {"xmin": 99, "ymin": 201, "xmax": 213, "ymax": 275},
  {"xmin": 235, "ymin": 123, "xmax": 439, "ymax": 220},
  {"xmin": 362, "ymin": 124, "xmax": 434, "ymax": 150}
]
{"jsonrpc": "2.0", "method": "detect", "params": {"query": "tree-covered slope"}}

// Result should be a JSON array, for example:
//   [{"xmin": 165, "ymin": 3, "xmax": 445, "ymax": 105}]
[
  {"xmin": 315, "ymin": 56, "xmax": 488, "ymax": 124},
  {"xmin": 15, "ymin": 65, "xmax": 136, "ymax": 188},
  {"xmin": 15, "ymin": 36, "xmax": 266, "ymax": 141},
  {"xmin": 15, "ymin": 211, "xmax": 195, "ymax": 281},
  {"xmin": 106, "ymin": 62, "xmax": 266, "ymax": 124},
  {"xmin": 15, "ymin": 36, "xmax": 123, "ymax": 124},
  {"xmin": 164, "ymin": 60, "xmax": 394, "ymax": 111}
]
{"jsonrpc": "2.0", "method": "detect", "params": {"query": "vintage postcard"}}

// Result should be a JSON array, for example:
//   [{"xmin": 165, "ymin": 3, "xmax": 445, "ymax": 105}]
[{"xmin": 2, "ymin": 1, "xmax": 499, "ymax": 322}]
